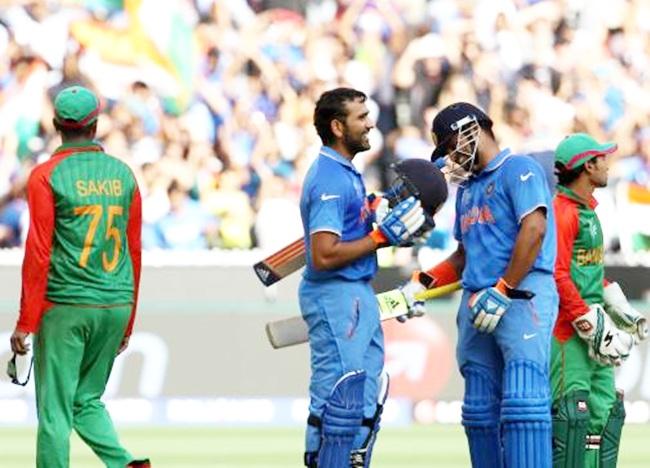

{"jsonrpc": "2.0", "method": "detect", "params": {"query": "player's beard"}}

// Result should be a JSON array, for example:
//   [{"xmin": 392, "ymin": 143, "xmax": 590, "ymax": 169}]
[
  {"xmin": 592, "ymin": 168, "xmax": 609, "ymax": 188},
  {"xmin": 343, "ymin": 129, "xmax": 370, "ymax": 155}
]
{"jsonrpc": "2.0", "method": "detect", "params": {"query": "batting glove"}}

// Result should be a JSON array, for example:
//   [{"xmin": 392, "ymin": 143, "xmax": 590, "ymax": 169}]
[
  {"xmin": 370, "ymin": 196, "xmax": 425, "ymax": 247},
  {"xmin": 395, "ymin": 272, "xmax": 428, "ymax": 323},
  {"xmin": 573, "ymin": 304, "xmax": 635, "ymax": 367},
  {"xmin": 468, "ymin": 278, "xmax": 512, "ymax": 333},
  {"xmin": 603, "ymin": 281, "xmax": 648, "ymax": 342}
]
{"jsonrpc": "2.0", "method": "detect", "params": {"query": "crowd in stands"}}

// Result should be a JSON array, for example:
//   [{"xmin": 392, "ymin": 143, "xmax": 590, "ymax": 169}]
[{"xmin": 0, "ymin": 0, "xmax": 649, "ymax": 266}]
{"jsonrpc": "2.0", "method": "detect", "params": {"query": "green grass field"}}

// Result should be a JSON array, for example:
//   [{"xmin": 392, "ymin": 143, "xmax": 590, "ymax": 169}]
[{"xmin": 1, "ymin": 425, "xmax": 649, "ymax": 467}]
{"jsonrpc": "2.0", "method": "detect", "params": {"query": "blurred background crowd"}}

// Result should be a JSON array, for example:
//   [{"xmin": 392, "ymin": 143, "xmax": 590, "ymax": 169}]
[{"xmin": 0, "ymin": 0, "xmax": 649, "ymax": 266}]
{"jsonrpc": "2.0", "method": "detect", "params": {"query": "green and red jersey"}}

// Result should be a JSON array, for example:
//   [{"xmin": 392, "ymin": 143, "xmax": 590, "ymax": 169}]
[
  {"xmin": 553, "ymin": 185, "xmax": 606, "ymax": 342},
  {"xmin": 17, "ymin": 141, "xmax": 142, "ymax": 335}
]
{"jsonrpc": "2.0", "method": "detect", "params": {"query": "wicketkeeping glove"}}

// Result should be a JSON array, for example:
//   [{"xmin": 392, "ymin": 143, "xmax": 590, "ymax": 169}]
[
  {"xmin": 603, "ymin": 281, "xmax": 648, "ymax": 342},
  {"xmin": 572, "ymin": 304, "xmax": 635, "ymax": 367},
  {"xmin": 468, "ymin": 278, "xmax": 512, "ymax": 333},
  {"xmin": 370, "ymin": 196, "xmax": 425, "ymax": 246},
  {"xmin": 395, "ymin": 272, "xmax": 428, "ymax": 323}
]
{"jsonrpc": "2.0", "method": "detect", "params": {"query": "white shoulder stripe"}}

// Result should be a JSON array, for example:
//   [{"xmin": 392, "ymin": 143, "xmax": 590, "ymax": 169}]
[
  {"xmin": 310, "ymin": 227, "xmax": 342, "ymax": 237},
  {"xmin": 518, "ymin": 203, "xmax": 547, "ymax": 224}
]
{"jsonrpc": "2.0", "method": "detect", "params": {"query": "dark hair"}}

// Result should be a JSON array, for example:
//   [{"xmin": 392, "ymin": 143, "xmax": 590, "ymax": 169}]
[
  {"xmin": 244, "ymin": 59, "xmax": 261, "ymax": 77},
  {"xmin": 313, "ymin": 87, "xmax": 366, "ymax": 146},
  {"xmin": 56, "ymin": 121, "xmax": 97, "ymax": 141},
  {"xmin": 132, "ymin": 80, "xmax": 149, "ymax": 91},
  {"xmin": 555, "ymin": 162, "xmax": 584, "ymax": 186},
  {"xmin": 479, "ymin": 120, "xmax": 495, "ymax": 141},
  {"xmin": 167, "ymin": 179, "xmax": 183, "ymax": 196}
]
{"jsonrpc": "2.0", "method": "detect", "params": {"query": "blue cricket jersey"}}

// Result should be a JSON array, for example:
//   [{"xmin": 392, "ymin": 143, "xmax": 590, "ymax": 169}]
[
  {"xmin": 300, "ymin": 146, "xmax": 377, "ymax": 281},
  {"xmin": 453, "ymin": 149, "xmax": 557, "ymax": 291}
]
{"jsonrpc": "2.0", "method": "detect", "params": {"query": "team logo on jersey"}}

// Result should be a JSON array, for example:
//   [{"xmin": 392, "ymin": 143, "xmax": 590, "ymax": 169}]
[{"xmin": 586, "ymin": 219, "xmax": 599, "ymax": 241}]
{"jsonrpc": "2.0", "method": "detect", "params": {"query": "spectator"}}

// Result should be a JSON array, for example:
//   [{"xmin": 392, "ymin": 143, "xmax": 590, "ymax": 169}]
[
  {"xmin": 0, "ymin": 0, "xmax": 649, "ymax": 265},
  {"xmin": 150, "ymin": 180, "xmax": 218, "ymax": 250}
]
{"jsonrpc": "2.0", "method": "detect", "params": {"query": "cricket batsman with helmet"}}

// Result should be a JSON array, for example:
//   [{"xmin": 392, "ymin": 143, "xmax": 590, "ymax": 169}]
[
  {"xmin": 300, "ymin": 87, "xmax": 447, "ymax": 467},
  {"xmin": 9, "ymin": 86, "xmax": 150, "ymax": 468},
  {"xmin": 551, "ymin": 133, "xmax": 648, "ymax": 467},
  {"xmin": 399, "ymin": 102, "xmax": 559, "ymax": 467}
]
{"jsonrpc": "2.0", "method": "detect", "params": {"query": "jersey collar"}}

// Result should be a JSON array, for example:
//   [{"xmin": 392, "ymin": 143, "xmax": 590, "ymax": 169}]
[
  {"xmin": 557, "ymin": 185, "xmax": 598, "ymax": 209},
  {"xmin": 319, "ymin": 146, "xmax": 360, "ymax": 175},
  {"xmin": 481, "ymin": 148, "xmax": 512, "ymax": 174},
  {"xmin": 52, "ymin": 140, "xmax": 104, "ymax": 158}
]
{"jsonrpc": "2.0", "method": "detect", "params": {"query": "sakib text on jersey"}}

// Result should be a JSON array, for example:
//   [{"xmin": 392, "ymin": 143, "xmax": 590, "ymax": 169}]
[
  {"xmin": 75, "ymin": 179, "xmax": 123, "ymax": 197},
  {"xmin": 575, "ymin": 246, "xmax": 604, "ymax": 266}
]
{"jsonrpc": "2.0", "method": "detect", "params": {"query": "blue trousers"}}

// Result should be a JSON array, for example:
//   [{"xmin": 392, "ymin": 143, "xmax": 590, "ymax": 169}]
[
  {"xmin": 299, "ymin": 278, "xmax": 385, "ymax": 453},
  {"xmin": 457, "ymin": 271, "xmax": 559, "ymax": 468}
]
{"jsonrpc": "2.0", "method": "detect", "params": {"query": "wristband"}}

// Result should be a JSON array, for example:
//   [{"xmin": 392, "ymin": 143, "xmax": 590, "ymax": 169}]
[
  {"xmin": 495, "ymin": 278, "xmax": 513, "ymax": 296},
  {"xmin": 495, "ymin": 277, "xmax": 535, "ymax": 300},
  {"xmin": 423, "ymin": 260, "xmax": 459, "ymax": 288},
  {"xmin": 369, "ymin": 229, "xmax": 388, "ymax": 246}
]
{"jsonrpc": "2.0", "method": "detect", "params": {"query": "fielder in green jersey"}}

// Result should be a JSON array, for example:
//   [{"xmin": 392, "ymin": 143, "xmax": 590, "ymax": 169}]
[
  {"xmin": 551, "ymin": 133, "xmax": 648, "ymax": 468},
  {"xmin": 9, "ymin": 86, "xmax": 150, "ymax": 468}
]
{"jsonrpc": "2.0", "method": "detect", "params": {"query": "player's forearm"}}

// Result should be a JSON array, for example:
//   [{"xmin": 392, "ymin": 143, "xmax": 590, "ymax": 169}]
[
  {"xmin": 502, "ymin": 211, "xmax": 546, "ymax": 288},
  {"xmin": 311, "ymin": 235, "xmax": 377, "ymax": 271},
  {"xmin": 418, "ymin": 244, "xmax": 465, "ymax": 287}
]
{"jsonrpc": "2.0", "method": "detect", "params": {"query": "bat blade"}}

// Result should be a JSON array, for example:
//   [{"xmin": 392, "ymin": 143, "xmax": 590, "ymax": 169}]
[
  {"xmin": 265, "ymin": 316, "xmax": 309, "ymax": 350},
  {"xmin": 266, "ymin": 281, "xmax": 462, "ymax": 349},
  {"xmin": 253, "ymin": 238, "xmax": 306, "ymax": 286}
]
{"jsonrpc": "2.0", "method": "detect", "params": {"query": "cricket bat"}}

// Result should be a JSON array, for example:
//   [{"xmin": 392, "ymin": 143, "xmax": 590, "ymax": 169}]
[
  {"xmin": 265, "ymin": 281, "xmax": 462, "ymax": 349},
  {"xmin": 253, "ymin": 238, "xmax": 306, "ymax": 287}
]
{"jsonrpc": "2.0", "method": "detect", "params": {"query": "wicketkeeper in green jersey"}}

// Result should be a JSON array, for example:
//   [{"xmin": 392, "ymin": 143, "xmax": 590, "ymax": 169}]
[
  {"xmin": 551, "ymin": 133, "xmax": 649, "ymax": 468},
  {"xmin": 9, "ymin": 86, "xmax": 150, "ymax": 468}
]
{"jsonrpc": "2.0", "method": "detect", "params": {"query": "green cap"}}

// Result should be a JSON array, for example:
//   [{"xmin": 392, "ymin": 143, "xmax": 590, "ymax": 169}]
[
  {"xmin": 53, "ymin": 86, "xmax": 100, "ymax": 129},
  {"xmin": 555, "ymin": 133, "xmax": 617, "ymax": 170}
]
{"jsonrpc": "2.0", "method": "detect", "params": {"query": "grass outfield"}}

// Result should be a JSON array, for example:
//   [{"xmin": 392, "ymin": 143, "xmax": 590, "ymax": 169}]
[{"xmin": 0, "ymin": 425, "xmax": 649, "ymax": 467}]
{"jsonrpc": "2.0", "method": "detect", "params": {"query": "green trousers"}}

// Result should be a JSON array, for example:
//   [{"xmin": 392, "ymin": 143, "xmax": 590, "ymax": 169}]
[
  {"xmin": 551, "ymin": 335, "xmax": 618, "ymax": 468},
  {"xmin": 34, "ymin": 303, "xmax": 133, "ymax": 468}
]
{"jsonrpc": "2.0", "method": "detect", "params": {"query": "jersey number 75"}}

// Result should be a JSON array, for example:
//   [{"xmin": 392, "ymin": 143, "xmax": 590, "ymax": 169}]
[{"xmin": 74, "ymin": 204, "xmax": 123, "ymax": 272}]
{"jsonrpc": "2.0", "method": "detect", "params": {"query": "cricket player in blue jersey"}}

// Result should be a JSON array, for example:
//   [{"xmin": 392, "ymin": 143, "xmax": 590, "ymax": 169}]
[
  {"xmin": 400, "ymin": 102, "xmax": 559, "ymax": 467},
  {"xmin": 299, "ymin": 87, "xmax": 448, "ymax": 468}
]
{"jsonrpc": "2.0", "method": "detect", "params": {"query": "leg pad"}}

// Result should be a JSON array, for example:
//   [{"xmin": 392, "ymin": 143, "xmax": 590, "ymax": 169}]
[
  {"xmin": 501, "ymin": 360, "xmax": 552, "ymax": 468},
  {"xmin": 350, "ymin": 371, "xmax": 390, "ymax": 468},
  {"xmin": 461, "ymin": 364, "xmax": 503, "ymax": 468},
  {"xmin": 318, "ymin": 370, "xmax": 366, "ymax": 468},
  {"xmin": 599, "ymin": 390, "xmax": 625, "ymax": 468},
  {"xmin": 551, "ymin": 390, "xmax": 590, "ymax": 468}
]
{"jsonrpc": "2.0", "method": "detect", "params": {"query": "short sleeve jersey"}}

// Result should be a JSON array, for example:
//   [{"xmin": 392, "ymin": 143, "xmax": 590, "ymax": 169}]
[
  {"xmin": 300, "ymin": 146, "xmax": 377, "ymax": 281},
  {"xmin": 453, "ymin": 149, "xmax": 557, "ymax": 291}
]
